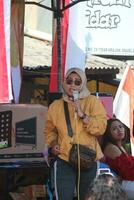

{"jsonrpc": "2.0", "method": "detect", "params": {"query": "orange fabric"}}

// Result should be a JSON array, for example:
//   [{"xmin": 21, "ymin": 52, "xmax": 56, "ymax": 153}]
[{"xmin": 123, "ymin": 67, "xmax": 134, "ymax": 143}]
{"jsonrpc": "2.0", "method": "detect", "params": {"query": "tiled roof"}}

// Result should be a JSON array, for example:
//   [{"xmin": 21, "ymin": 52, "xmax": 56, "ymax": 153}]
[
  {"xmin": 23, "ymin": 36, "xmax": 51, "ymax": 67},
  {"xmin": 86, "ymin": 55, "xmax": 126, "ymax": 70},
  {"xmin": 23, "ymin": 36, "xmax": 134, "ymax": 77}
]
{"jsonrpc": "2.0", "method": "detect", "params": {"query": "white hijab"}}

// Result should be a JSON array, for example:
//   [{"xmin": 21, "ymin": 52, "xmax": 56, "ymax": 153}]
[{"xmin": 62, "ymin": 67, "xmax": 90, "ymax": 100}]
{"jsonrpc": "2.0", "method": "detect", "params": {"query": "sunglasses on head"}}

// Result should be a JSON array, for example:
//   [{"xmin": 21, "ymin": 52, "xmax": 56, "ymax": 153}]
[{"xmin": 66, "ymin": 79, "xmax": 82, "ymax": 86}]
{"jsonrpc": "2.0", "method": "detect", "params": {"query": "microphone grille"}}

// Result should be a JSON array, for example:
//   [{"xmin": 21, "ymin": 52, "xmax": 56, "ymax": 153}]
[{"xmin": 73, "ymin": 90, "xmax": 79, "ymax": 101}]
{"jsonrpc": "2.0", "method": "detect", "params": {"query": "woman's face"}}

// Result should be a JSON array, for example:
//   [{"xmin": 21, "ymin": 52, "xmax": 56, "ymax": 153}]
[
  {"xmin": 110, "ymin": 120, "xmax": 126, "ymax": 142},
  {"xmin": 65, "ymin": 72, "xmax": 82, "ymax": 96}
]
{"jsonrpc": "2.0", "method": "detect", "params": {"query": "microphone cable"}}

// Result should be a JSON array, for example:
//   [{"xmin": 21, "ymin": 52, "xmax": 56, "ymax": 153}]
[{"xmin": 74, "ymin": 110, "xmax": 81, "ymax": 200}]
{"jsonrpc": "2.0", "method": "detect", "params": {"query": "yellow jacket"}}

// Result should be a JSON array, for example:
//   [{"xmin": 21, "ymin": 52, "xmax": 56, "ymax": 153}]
[{"xmin": 44, "ymin": 95, "xmax": 107, "ymax": 161}]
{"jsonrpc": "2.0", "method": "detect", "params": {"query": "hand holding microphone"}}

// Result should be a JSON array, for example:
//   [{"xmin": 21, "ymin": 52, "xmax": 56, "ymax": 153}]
[
  {"xmin": 72, "ymin": 91, "xmax": 84, "ymax": 117},
  {"xmin": 72, "ymin": 90, "xmax": 88, "ymax": 121},
  {"xmin": 72, "ymin": 90, "xmax": 79, "ymax": 112}
]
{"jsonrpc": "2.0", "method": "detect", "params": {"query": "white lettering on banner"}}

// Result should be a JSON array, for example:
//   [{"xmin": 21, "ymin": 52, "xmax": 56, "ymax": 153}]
[
  {"xmin": 85, "ymin": 1, "xmax": 131, "ymax": 29},
  {"xmin": 86, "ymin": 10, "xmax": 120, "ymax": 28},
  {"xmin": 77, "ymin": 0, "xmax": 134, "ymax": 55},
  {"xmin": 87, "ymin": 0, "xmax": 131, "ymax": 8},
  {"xmin": 64, "ymin": 0, "xmax": 134, "ymax": 62},
  {"xmin": 86, "ymin": 47, "xmax": 134, "ymax": 54}
]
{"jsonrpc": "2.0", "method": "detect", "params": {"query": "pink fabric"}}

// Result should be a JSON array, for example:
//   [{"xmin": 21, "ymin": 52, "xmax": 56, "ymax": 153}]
[{"xmin": 0, "ymin": 0, "xmax": 9, "ymax": 102}]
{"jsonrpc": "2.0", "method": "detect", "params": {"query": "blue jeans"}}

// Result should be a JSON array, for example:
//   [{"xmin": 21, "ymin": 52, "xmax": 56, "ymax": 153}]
[{"xmin": 51, "ymin": 158, "xmax": 97, "ymax": 200}]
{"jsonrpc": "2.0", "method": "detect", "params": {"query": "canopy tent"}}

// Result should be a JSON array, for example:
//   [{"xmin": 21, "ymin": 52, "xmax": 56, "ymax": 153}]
[
  {"xmin": 0, "ymin": 0, "xmax": 87, "ymax": 103},
  {"xmin": 1, "ymin": 0, "xmax": 134, "ymax": 102},
  {"xmin": 25, "ymin": 0, "xmax": 87, "ymax": 93}
]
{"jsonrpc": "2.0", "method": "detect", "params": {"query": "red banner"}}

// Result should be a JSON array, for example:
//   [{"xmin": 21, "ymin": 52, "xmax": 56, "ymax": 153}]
[{"xmin": 0, "ymin": 0, "xmax": 12, "ymax": 103}]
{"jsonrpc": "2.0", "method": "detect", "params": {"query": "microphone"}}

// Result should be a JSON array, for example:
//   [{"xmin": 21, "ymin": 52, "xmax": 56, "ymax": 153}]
[
  {"xmin": 72, "ymin": 90, "xmax": 79, "ymax": 101},
  {"xmin": 72, "ymin": 90, "xmax": 79, "ymax": 118}
]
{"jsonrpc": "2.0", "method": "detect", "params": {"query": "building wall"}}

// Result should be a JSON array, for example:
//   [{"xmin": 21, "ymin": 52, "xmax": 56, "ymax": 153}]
[
  {"xmin": 87, "ymin": 80, "xmax": 117, "ymax": 97},
  {"xmin": 24, "ymin": 1, "xmax": 52, "ymax": 38},
  {"xmin": 20, "ymin": 77, "xmax": 118, "ymax": 105}
]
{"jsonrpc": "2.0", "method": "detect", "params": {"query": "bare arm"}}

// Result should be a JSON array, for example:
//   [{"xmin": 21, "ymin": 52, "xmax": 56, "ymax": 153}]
[{"xmin": 103, "ymin": 144, "xmax": 122, "ymax": 159}]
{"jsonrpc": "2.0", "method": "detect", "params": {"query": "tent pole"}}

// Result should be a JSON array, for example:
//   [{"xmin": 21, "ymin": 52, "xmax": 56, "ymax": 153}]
[
  {"xmin": 25, "ymin": 1, "xmax": 87, "ymax": 104},
  {"xmin": 56, "ymin": 0, "xmax": 62, "ymax": 92}
]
